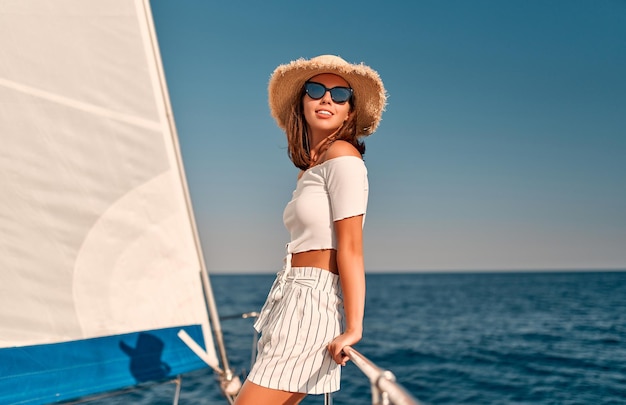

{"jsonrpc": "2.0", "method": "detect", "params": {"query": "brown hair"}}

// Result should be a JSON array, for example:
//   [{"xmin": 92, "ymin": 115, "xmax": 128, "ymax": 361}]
[{"xmin": 285, "ymin": 88, "xmax": 365, "ymax": 171}]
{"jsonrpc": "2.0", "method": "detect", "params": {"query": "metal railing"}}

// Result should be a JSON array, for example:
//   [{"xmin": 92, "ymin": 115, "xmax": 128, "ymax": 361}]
[
  {"xmin": 58, "ymin": 376, "xmax": 182, "ymax": 405},
  {"xmin": 335, "ymin": 346, "xmax": 421, "ymax": 405}
]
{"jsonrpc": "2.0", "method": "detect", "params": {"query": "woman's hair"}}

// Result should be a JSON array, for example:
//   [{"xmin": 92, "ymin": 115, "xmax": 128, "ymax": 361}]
[{"xmin": 285, "ymin": 87, "xmax": 365, "ymax": 171}]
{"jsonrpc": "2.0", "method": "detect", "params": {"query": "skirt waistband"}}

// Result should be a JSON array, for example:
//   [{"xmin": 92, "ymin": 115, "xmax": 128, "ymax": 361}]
[
  {"xmin": 286, "ymin": 266, "xmax": 341, "ymax": 291},
  {"xmin": 254, "ymin": 266, "xmax": 341, "ymax": 333}
]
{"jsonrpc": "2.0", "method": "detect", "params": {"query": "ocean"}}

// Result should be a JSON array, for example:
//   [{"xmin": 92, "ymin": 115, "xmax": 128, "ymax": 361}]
[{"xmin": 92, "ymin": 271, "xmax": 626, "ymax": 404}]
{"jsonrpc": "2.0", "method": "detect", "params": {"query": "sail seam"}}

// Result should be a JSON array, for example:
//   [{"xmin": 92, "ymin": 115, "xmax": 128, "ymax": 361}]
[{"xmin": 0, "ymin": 77, "xmax": 162, "ymax": 131}]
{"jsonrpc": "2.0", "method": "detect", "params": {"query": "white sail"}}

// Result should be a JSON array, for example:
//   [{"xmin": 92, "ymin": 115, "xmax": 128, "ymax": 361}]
[{"xmin": 0, "ymin": 1, "xmax": 218, "ymax": 403}]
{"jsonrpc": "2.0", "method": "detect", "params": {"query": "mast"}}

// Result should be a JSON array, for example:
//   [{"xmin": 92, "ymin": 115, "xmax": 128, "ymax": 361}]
[{"xmin": 140, "ymin": 0, "xmax": 238, "ymax": 398}]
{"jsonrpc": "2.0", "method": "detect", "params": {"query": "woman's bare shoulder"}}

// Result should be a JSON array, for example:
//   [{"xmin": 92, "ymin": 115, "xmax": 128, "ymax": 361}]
[{"xmin": 324, "ymin": 140, "xmax": 362, "ymax": 161}]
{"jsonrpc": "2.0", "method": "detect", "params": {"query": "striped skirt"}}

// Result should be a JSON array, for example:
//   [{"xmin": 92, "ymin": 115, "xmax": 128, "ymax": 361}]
[{"xmin": 248, "ymin": 266, "xmax": 344, "ymax": 394}]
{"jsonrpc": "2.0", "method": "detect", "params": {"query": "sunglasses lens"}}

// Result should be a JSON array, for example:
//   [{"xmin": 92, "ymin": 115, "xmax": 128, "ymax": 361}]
[
  {"xmin": 305, "ymin": 82, "xmax": 352, "ymax": 103},
  {"xmin": 305, "ymin": 82, "xmax": 326, "ymax": 99},
  {"xmin": 330, "ymin": 88, "xmax": 352, "ymax": 103}
]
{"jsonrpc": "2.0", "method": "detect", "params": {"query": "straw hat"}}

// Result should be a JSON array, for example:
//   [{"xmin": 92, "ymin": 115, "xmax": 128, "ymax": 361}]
[{"xmin": 268, "ymin": 55, "xmax": 387, "ymax": 136}]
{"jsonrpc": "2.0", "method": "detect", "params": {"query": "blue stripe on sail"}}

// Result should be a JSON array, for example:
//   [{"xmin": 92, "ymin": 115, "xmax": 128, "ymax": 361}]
[{"xmin": 0, "ymin": 325, "xmax": 208, "ymax": 405}]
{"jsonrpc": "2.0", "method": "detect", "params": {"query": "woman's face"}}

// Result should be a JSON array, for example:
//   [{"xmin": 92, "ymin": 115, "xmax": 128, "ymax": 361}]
[{"xmin": 302, "ymin": 73, "xmax": 352, "ymax": 136}]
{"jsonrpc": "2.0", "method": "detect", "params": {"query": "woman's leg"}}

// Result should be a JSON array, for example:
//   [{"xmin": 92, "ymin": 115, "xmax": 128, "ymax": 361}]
[{"xmin": 233, "ymin": 380, "xmax": 306, "ymax": 405}]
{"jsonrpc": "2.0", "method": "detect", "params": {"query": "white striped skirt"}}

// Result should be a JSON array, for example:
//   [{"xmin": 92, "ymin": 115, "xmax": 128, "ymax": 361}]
[{"xmin": 248, "ymin": 266, "xmax": 344, "ymax": 394}]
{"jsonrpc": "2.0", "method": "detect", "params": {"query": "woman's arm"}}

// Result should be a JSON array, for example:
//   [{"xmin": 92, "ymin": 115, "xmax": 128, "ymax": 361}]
[{"xmin": 327, "ymin": 214, "xmax": 365, "ymax": 366}]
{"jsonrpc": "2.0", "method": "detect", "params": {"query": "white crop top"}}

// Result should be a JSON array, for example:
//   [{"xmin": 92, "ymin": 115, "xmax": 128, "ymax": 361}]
[{"xmin": 283, "ymin": 155, "xmax": 369, "ymax": 255}]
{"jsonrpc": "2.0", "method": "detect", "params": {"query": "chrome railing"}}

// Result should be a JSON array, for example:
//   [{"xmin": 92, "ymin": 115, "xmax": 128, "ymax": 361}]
[{"xmin": 332, "ymin": 346, "xmax": 421, "ymax": 405}]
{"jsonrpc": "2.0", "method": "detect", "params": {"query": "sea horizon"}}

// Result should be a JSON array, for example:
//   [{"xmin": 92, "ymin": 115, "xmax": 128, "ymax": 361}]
[{"xmin": 208, "ymin": 267, "xmax": 626, "ymax": 275}]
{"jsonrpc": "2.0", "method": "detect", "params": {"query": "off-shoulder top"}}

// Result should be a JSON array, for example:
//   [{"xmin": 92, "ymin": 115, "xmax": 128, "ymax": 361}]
[{"xmin": 283, "ymin": 156, "xmax": 368, "ymax": 255}]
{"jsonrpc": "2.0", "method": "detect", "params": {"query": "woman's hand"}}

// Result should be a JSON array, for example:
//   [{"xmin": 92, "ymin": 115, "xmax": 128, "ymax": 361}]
[{"xmin": 327, "ymin": 329, "xmax": 362, "ymax": 366}]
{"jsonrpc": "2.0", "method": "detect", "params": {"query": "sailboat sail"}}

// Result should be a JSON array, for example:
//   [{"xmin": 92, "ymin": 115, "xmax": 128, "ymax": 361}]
[{"xmin": 0, "ymin": 1, "xmax": 219, "ymax": 403}]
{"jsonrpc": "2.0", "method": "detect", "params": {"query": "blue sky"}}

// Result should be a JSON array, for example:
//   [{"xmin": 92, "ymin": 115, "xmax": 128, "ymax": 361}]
[{"xmin": 150, "ymin": 0, "xmax": 626, "ymax": 273}]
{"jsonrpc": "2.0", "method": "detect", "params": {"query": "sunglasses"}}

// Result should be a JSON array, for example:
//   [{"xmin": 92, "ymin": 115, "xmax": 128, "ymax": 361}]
[{"xmin": 304, "ymin": 81, "xmax": 353, "ymax": 104}]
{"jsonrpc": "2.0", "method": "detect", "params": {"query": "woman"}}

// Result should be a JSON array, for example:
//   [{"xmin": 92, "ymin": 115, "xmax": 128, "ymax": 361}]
[{"xmin": 234, "ymin": 55, "xmax": 386, "ymax": 405}]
